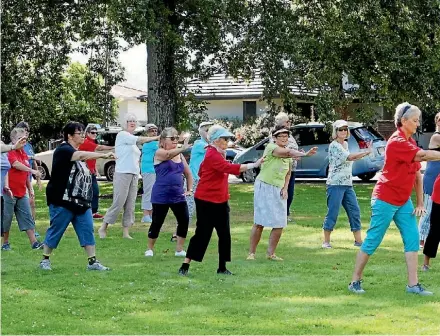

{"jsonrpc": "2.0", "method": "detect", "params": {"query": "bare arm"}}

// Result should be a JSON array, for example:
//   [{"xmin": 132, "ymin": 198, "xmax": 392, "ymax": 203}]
[
  {"xmin": 0, "ymin": 137, "xmax": 27, "ymax": 152},
  {"xmin": 26, "ymin": 178, "xmax": 34, "ymax": 197},
  {"xmin": 71, "ymin": 151, "xmax": 115, "ymax": 161},
  {"xmin": 95, "ymin": 145, "xmax": 114, "ymax": 151},
  {"xmin": 428, "ymin": 133, "xmax": 440, "ymax": 148},
  {"xmin": 182, "ymin": 156, "xmax": 193, "ymax": 192},
  {"xmin": 12, "ymin": 161, "xmax": 39, "ymax": 176},
  {"xmin": 414, "ymin": 149, "xmax": 440, "ymax": 162},
  {"xmin": 137, "ymin": 136, "xmax": 160, "ymax": 145},
  {"xmin": 283, "ymin": 165, "xmax": 292, "ymax": 190},
  {"xmin": 155, "ymin": 137, "xmax": 190, "ymax": 162},
  {"xmin": 414, "ymin": 171, "xmax": 423, "ymax": 207},
  {"xmin": 273, "ymin": 146, "xmax": 318, "ymax": 158},
  {"xmin": 347, "ymin": 151, "xmax": 371, "ymax": 161}
]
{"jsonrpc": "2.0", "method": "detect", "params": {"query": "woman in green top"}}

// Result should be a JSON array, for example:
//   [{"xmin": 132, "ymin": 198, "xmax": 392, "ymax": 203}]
[{"xmin": 247, "ymin": 126, "xmax": 318, "ymax": 260}]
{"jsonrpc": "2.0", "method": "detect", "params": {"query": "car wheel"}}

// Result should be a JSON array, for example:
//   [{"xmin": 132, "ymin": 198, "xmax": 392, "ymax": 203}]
[
  {"xmin": 37, "ymin": 163, "xmax": 50, "ymax": 180},
  {"xmin": 241, "ymin": 168, "xmax": 258, "ymax": 183},
  {"xmin": 105, "ymin": 162, "xmax": 116, "ymax": 182},
  {"xmin": 358, "ymin": 172, "xmax": 376, "ymax": 182}
]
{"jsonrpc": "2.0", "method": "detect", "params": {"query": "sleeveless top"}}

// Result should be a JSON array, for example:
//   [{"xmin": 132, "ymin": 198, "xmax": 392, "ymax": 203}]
[
  {"xmin": 423, "ymin": 132, "xmax": 440, "ymax": 196},
  {"xmin": 151, "ymin": 157, "xmax": 185, "ymax": 204}
]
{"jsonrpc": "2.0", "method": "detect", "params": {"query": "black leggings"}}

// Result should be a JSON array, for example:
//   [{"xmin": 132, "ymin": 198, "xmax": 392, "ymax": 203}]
[
  {"xmin": 148, "ymin": 202, "xmax": 189, "ymax": 239},
  {"xmin": 186, "ymin": 198, "xmax": 231, "ymax": 262},
  {"xmin": 423, "ymin": 201, "xmax": 440, "ymax": 258}
]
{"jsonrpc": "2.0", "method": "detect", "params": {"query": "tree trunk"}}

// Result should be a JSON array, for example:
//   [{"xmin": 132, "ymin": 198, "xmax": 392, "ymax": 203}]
[{"xmin": 147, "ymin": 38, "xmax": 178, "ymax": 130}]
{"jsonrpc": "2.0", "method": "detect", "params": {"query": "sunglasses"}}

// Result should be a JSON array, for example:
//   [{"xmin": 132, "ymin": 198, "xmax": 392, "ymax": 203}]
[
  {"xmin": 89, "ymin": 131, "xmax": 97, "ymax": 135},
  {"xmin": 165, "ymin": 136, "xmax": 179, "ymax": 141},
  {"xmin": 127, "ymin": 120, "xmax": 137, "ymax": 123},
  {"xmin": 338, "ymin": 127, "xmax": 348, "ymax": 132}
]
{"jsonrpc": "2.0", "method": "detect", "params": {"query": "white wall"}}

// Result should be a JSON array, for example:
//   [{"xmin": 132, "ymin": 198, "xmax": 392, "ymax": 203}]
[
  {"xmin": 205, "ymin": 98, "xmax": 283, "ymax": 120},
  {"xmin": 117, "ymin": 99, "xmax": 148, "ymax": 125}
]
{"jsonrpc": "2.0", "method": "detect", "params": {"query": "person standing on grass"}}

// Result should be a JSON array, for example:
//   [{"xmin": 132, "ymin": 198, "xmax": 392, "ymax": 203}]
[
  {"xmin": 144, "ymin": 128, "xmax": 192, "ymax": 257},
  {"xmin": 140, "ymin": 124, "xmax": 159, "ymax": 223},
  {"xmin": 78, "ymin": 125, "xmax": 114, "ymax": 220},
  {"xmin": 273, "ymin": 112, "xmax": 300, "ymax": 222},
  {"xmin": 98, "ymin": 114, "xmax": 159, "ymax": 239},
  {"xmin": 40, "ymin": 122, "xmax": 116, "ymax": 271},
  {"xmin": 248, "ymin": 126, "xmax": 317, "ymax": 261},
  {"xmin": 348, "ymin": 103, "xmax": 440, "ymax": 296},
  {"xmin": 15, "ymin": 122, "xmax": 43, "ymax": 237},
  {"xmin": 1, "ymin": 137, "xmax": 27, "ymax": 239},
  {"xmin": 178, "ymin": 125, "xmax": 263, "ymax": 276},
  {"xmin": 422, "ymin": 173, "xmax": 440, "ymax": 271},
  {"xmin": 2, "ymin": 128, "xmax": 43, "ymax": 251},
  {"xmin": 418, "ymin": 112, "xmax": 440, "ymax": 248},
  {"xmin": 321, "ymin": 120, "xmax": 372, "ymax": 249}
]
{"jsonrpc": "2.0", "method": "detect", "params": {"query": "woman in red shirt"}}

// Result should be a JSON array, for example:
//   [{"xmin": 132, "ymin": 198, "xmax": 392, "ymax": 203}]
[
  {"xmin": 349, "ymin": 103, "xmax": 440, "ymax": 296},
  {"xmin": 178, "ymin": 125, "xmax": 262, "ymax": 276},
  {"xmin": 422, "ymin": 174, "xmax": 440, "ymax": 270}
]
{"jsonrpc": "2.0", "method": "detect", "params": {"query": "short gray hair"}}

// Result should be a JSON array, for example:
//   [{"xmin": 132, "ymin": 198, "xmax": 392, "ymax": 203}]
[
  {"xmin": 122, "ymin": 113, "xmax": 138, "ymax": 129},
  {"xmin": 10, "ymin": 127, "xmax": 26, "ymax": 144},
  {"xmin": 394, "ymin": 102, "xmax": 421, "ymax": 127},
  {"xmin": 274, "ymin": 112, "xmax": 289, "ymax": 127}
]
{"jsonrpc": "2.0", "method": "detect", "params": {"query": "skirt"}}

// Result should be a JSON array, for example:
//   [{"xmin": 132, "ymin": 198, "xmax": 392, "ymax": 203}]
[{"xmin": 254, "ymin": 179, "xmax": 287, "ymax": 228}]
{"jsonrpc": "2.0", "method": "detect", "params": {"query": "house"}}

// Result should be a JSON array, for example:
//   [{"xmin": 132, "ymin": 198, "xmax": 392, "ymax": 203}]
[
  {"xmin": 187, "ymin": 71, "xmax": 385, "ymax": 122},
  {"xmin": 110, "ymin": 85, "xmax": 148, "ymax": 125}
]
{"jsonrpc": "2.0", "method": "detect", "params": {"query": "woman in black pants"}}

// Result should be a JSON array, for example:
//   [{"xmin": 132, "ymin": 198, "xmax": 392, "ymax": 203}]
[
  {"xmin": 422, "ymin": 173, "xmax": 440, "ymax": 271},
  {"xmin": 178, "ymin": 126, "xmax": 262, "ymax": 276}
]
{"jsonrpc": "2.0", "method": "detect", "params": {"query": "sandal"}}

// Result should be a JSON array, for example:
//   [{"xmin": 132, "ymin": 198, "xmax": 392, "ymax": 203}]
[
  {"xmin": 170, "ymin": 235, "xmax": 177, "ymax": 242},
  {"xmin": 267, "ymin": 254, "xmax": 283, "ymax": 261}
]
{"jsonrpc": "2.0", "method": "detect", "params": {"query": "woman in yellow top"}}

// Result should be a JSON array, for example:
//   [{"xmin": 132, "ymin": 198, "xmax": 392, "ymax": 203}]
[{"xmin": 248, "ymin": 126, "xmax": 318, "ymax": 260}]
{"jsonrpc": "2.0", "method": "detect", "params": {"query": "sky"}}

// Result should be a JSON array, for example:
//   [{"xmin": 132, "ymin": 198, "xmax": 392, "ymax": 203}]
[{"xmin": 70, "ymin": 43, "xmax": 148, "ymax": 91}]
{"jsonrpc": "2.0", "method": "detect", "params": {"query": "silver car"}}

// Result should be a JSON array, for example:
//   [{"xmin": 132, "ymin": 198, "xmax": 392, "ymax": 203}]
[{"xmin": 233, "ymin": 122, "xmax": 387, "ymax": 182}]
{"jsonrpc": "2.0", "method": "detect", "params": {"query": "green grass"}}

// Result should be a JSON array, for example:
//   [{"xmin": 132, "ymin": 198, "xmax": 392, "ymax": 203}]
[{"xmin": 1, "ymin": 182, "xmax": 439, "ymax": 335}]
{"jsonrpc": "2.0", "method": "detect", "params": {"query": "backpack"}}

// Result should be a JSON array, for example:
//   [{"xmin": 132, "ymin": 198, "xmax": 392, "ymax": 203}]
[{"xmin": 62, "ymin": 161, "xmax": 93, "ymax": 208}]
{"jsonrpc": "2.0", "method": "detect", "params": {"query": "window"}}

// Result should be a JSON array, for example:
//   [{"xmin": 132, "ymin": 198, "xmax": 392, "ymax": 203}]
[
  {"xmin": 294, "ymin": 127, "xmax": 331, "ymax": 146},
  {"xmin": 243, "ymin": 101, "xmax": 257, "ymax": 121}
]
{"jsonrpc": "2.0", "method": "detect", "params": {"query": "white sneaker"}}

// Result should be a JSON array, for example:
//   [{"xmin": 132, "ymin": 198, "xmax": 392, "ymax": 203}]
[
  {"xmin": 144, "ymin": 249, "xmax": 154, "ymax": 257},
  {"xmin": 321, "ymin": 242, "xmax": 332, "ymax": 249},
  {"xmin": 175, "ymin": 250, "xmax": 186, "ymax": 257}
]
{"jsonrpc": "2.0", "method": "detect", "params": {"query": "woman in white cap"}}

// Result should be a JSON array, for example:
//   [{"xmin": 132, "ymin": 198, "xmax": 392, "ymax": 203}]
[
  {"xmin": 322, "ymin": 120, "xmax": 372, "ymax": 249},
  {"xmin": 141, "ymin": 124, "xmax": 159, "ymax": 223},
  {"xmin": 178, "ymin": 125, "xmax": 262, "ymax": 276},
  {"xmin": 98, "ymin": 114, "xmax": 159, "ymax": 239},
  {"xmin": 248, "ymin": 125, "xmax": 317, "ymax": 261}
]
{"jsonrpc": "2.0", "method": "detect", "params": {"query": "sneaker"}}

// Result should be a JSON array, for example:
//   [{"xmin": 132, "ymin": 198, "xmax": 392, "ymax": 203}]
[
  {"xmin": 175, "ymin": 250, "xmax": 186, "ymax": 257},
  {"xmin": 354, "ymin": 241, "xmax": 363, "ymax": 247},
  {"xmin": 322, "ymin": 242, "xmax": 332, "ymax": 249},
  {"xmin": 267, "ymin": 254, "xmax": 283, "ymax": 261},
  {"xmin": 178, "ymin": 267, "xmax": 188, "ymax": 276},
  {"xmin": 1, "ymin": 243, "xmax": 11, "ymax": 251},
  {"xmin": 406, "ymin": 283, "xmax": 433, "ymax": 296},
  {"xmin": 93, "ymin": 213, "xmax": 104, "ymax": 220},
  {"xmin": 39, "ymin": 259, "xmax": 52, "ymax": 270},
  {"xmin": 87, "ymin": 261, "xmax": 110, "ymax": 271},
  {"xmin": 422, "ymin": 265, "xmax": 430, "ymax": 272},
  {"xmin": 246, "ymin": 253, "xmax": 256, "ymax": 260},
  {"xmin": 144, "ymin": 249, "xmax": 154, "ymax": 257},
  {"xmin": 348, "ymin": 280, "xmax": 365, "ymax": 294},
  {"xmin": 141, "ymin": 215, "xmax": 152, "ymax": 223},
  {"xmin": 31, "ymin": 241, "xmax": 43, "ymax": 249},
  {"xmin": 217, "ymin": 269, "xmax": 233, "ymax": 275}
]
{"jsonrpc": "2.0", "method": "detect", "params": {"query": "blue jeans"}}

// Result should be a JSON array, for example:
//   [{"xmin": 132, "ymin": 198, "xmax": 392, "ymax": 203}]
[
  {"xmin": 287, "ymin": 172, "xmax": 296, "ymax": 216},
  {"xmin": 322, "ymin": 185, "xmax": 361, "ymax": 232},
  {"xmin": 91, "ymin": 174, "xmax": 99, "ymax": 214},
  {"xmin": 44, "ymin": 205, "xmax": 95, "ymax": 248},
  {"xmin": 361, "ymin": 198, "xmax": 419, "ymax": 255}
]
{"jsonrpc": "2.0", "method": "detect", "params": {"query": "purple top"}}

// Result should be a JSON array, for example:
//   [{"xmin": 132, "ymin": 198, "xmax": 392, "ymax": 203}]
[{"xmin": 151, "ymin": 159, "xmax": 185, "ymax": 204}]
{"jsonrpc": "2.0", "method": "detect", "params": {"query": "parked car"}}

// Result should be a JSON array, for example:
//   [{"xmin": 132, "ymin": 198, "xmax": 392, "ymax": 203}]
[
  {"xmin": 232, "ymin": 122, "xmax": 387, "ymax": 182},
  {"xmin": 181, "ymin": 145, "xmax": 243, "ymax": 164},
  {"xmin": 35, "ymin": 126, "xmax": 146, "ymax": 181}
]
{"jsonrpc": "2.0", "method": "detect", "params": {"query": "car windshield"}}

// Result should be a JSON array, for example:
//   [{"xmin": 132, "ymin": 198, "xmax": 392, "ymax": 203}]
[{"xmin": 351, "ymin": 127, "xmax": 384, "ymax": 141}]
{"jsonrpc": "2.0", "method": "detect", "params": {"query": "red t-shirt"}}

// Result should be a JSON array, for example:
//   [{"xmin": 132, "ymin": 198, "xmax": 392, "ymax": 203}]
[
  {"xmin": 7, "ymin": 149, "xmax": 30, "ymax": 198},
  {"xmin": 78, "ymin": 137, "xmax": 98, "ymax": 174},
  {"xmin": 431, "ymin": 175, "xmax": 440, "ymax": 204},
  {"xmin": 194, "ymin": 146, "xmax": 241, "ymax": 203},
  {"xmin": 373, "ymin": 129, "xmax": 421, "ymax": 206}
]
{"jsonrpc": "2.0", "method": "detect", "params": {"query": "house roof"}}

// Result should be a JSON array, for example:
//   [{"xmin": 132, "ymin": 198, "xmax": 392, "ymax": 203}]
[
  {"xmin": 110, "ymin": 85, "xmax": 147, "ymax": 100},
  {"xmin": 187, "ymin": 71, "xmax": 319, "ymax": 100}
]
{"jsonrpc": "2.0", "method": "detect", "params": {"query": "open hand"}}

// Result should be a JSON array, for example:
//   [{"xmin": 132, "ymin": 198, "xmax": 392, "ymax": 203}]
[
  {"xmin": 280, "ymin": 188, "xmax": 288, "ymax": 200},
  {"xmin": 31, "ymin": 169, "xmax": 41, "ymax": 178},
  {"xmin": 182, "ymin": 135, "xmax": 192, "ymax": 150},
  {"xmin": 306, "ymin": 147, "xmax": 318, "ymax": 156},
  {"xmin": 105, "ymin": 152, "xmax": 117, "ymax": 160},
  {"xmin": 413, "ymin": 205, "xmax": 426, "ymax": 217},
  {"xmin": 14, "ymin": 137, "xmax": 27, "ymax": 150}
]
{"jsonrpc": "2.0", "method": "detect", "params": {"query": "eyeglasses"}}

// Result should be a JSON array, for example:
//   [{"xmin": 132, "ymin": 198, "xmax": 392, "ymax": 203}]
[
  {"xmin": 127, "ymin": 120, "xmax": 137, "ymax": 123},
  {"xmin": 89, "ymin": 131, "xmax": 97, "ymax": 135},
  {"xmin": 220, "ymin": 137, "xmax": 232, "ymax": 141},
  {"xmin": 165, "ymin": 136, "xmax": 178, "ymax": 141},
  {"xmin": 338, "ymin": 128, "xmax": 348, "ymax": 132}
]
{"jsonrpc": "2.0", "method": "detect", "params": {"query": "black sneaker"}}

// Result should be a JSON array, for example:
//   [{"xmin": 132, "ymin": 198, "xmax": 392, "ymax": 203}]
[
  {"xmin": 32, "ymin": 242, "xmax": 43, "ymax": 250},
  {"xmin": 178, "ymin": 267, "xmax": 188, "ymax": 276},
  {"xmin": 217, "ymin": 269, "xmax": 233, "ymax": 275}
]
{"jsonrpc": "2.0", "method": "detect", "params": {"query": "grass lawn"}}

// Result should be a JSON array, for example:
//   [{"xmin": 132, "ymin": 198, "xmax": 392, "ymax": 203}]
[{"xmin": 1, "ymin": 181, "xmax": 439, "ymax": 335}]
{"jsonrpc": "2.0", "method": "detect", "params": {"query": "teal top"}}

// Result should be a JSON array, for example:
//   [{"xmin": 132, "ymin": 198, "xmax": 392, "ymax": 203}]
[
  {"xmin": 189, "ymin": 138, "xmax": 208, "ymax": 180},
  {"xmin": 141, "ymin": 141, "xmax": 159, "ymax": 174}
]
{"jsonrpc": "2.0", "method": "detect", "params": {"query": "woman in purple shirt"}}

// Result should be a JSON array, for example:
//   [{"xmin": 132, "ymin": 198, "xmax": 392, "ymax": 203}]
[{"xmin": 144, "ymin": 127, "xmax": 193, "ymax": 257}]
